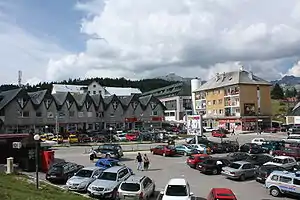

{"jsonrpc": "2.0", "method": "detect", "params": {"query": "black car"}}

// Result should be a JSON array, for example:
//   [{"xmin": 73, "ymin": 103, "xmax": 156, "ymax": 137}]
[
  {"xmin": 46, "ymin": 162, "xmax": 84, "ymax": 183},
  {"xmin": 90, "ymin": 144, "xmax": 124, "ymax": 160},
  {"xmin": 240, "ymin": 143, "xmax": 268, "ymax": 154},
  {"xmin": 209, "ymin": 142, "xmax": 227, "ymax": 154},
  {"xmin": 187, "ymin": 136, "xmax": 210, "ymax": 145},
  {"xmin": 221, "ymin": 140, "xmax": 239, "ymax": 152},
  {"xmin": 226, "ymin": 152, "xmax": 250, "ymax": 162},
  {"xmin": 244, "ymin": 154, "xmax": 273, "ymax": 166},
  {"xmin": 197, "ymin": 157, "xmax": 231, "ymax": 175},
  {"xmin": 256, "ymin": 164, "xmax": 286, "ymax": 183}
]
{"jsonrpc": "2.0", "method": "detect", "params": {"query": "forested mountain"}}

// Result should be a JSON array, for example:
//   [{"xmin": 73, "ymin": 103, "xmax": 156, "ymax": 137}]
[{"xmin": 0, "ymin": 77, "xmax": 177, "ymax": 93}]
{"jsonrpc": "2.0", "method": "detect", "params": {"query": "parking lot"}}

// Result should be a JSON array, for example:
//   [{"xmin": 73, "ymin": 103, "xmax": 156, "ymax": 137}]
[{"xmin": 34, "ymin": 132, "xmax": 296, "ymax": 200}]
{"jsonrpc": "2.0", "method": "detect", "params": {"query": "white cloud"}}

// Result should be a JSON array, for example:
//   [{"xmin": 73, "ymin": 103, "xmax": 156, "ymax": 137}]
[
  {"xmin": 287, "ymin": 61, "xmax": 300, "ymax": 77},
  {"xmin": 46, "ymin": 0, "xmax": 300, "ymax": 82},
  {"xmin": 0, "ymin": 2, "xmax": 68, "ymax": 84}
]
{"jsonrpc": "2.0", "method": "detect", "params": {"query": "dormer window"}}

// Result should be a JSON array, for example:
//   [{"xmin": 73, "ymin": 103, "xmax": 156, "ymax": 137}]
[{"xmin": 93, "ymin": 85, "xmax": 96, "ymax": 88}]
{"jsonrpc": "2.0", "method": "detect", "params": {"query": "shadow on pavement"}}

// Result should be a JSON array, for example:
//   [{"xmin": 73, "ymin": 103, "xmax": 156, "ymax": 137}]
[
  {"xmin": 145, "ymin": 168, "xmax": 162, "ymax": 172},
  {"xmin": 120, "ymin": 157, "xmax": 134, "ymax": 161}
]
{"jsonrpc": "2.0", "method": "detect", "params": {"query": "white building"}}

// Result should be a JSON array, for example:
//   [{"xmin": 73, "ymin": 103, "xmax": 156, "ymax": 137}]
[{"xmin": 52, "ymin": 81, "xmax": 142, "ymax": 97}]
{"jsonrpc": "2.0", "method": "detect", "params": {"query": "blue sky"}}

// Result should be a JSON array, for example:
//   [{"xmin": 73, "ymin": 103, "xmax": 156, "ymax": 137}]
[{"xmin": 1, "ymin": 0, "xmax": 300, "ymax": 85}]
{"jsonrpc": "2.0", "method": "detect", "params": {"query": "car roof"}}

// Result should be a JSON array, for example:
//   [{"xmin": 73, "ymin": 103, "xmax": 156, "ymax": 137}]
[
  {"xmin": 232, "ymin": 161, "xmax": 251, "ymax": 165},
  {"xmin": 81, "ymin": 166, "xmax": 102, "ymax": 171},
  {"xmin": 98, "ymin": 158, "xmax": 119, "ymax": 162},
  {"xmin": 274, "ymin": 156, "xmax": 293, "ymax": 159},
  {"xmin": 103, "ymin": 166, "xmax": 125, "ymax": 173},
  {"xmin": 191, "ymin": 154, "xmax": 210, "ymax": 157},
  {"xmin": 123, "ymin": 175, "xmax": 146, "ymax": 183},
  {"xmin": 212, "ymin": 188, "xmax": 234, "ymax": 194},
  {"xmin": 270, "ymin": 170, "xmax": 300, "ymax": 178},
  {"xmin": 167, "ymin": 178, "xmax": 187, "ymax": 186}
]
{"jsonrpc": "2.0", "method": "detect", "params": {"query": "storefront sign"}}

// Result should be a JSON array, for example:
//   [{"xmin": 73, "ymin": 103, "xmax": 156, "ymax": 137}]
[
  {"xmin": 125, "ymin": 117, "xmax": 138, "ymax": 122},
  {"xmin": 151, "ymin": 117, "xmax": 163, "ymax": 121},
  {"xmin": 244, "ymin": 103, "xmax": 256, "ymax": 116}
]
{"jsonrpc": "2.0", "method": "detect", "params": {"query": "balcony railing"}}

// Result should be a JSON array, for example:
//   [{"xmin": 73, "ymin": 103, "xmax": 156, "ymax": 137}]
[
  {"xmin": 225, "ymin": 102, "xmax": 240, "ymax": 107},
  {"xmin": 224, "ymin": 89, "xmax": 240, "ymax": 96},
  {"xmin": 225, "ymin": 112, "xmax": 241, "ymax": 117}
]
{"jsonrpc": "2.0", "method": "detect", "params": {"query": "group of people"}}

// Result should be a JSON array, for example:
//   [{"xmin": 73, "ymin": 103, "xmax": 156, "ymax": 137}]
[{"xmin": 136, "ymin": 152, "xmax": 150, "ymax": 171}]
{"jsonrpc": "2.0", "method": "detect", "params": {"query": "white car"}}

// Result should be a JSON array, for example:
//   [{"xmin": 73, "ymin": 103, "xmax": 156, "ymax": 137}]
[
  {"xmin": 283, "ymin": 134, "xmax": 300, "ymax": 143},
  {"xmin": 264, "ymin": 156, "xmax": 297, "ymax": 170},
  {"xmin": 160, "ymin": 178, "xmax": 194, "ymax": 200},
  {"xmin": 189, "ymin": 144, "xmax": 206, "ymax": 152},
  {"xmin": 203, "ymin": 127, "xmax": 215, "ymax": 132},
  {"xmin": 117, "ymin": 133, "xmax": 127, "ymax": 141},
  {"xmin": 251, "ymin": 138, "xmax": 266, "ymax": 145}
]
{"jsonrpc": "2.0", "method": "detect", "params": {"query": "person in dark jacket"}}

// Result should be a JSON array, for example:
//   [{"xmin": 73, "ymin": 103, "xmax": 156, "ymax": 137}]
[
  {"xmin": 143, "ymin": 154, "xmax": 150, "ymax": 170},
  {"xmin": 136, "ymin": 152, "xmax": 143, "ymax": 171}
]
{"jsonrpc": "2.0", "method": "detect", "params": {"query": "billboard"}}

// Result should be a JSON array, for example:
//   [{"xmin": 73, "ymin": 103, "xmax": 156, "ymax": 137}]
[{"xmin": 186, "ymin": 115, "xmax": 202, "ymax": 135}]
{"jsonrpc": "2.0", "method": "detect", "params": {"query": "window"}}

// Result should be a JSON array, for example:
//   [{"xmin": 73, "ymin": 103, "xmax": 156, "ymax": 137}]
[
  {"xmin": 218, "ymin": 99, "xmax": 223, "ymax": 104},
  {"xmin": 293, "ymin": 178, "xmax": 300, "ymax": 185},
  {"xmin": 93, "ymin": 84, "xmax": 96, "ymax": 88},
  {"xmin": 76, "ymin": 169, "xmax": 93, "ymax": 178},
  {"xmin": 279, "ymin": 176, "xmax": 292, "ymax": 183},
  {"xmin": 152, "ymin": 111, "xmax": 158, "ymax": 116},
  {"xmin": 118, "ymin": 168, "xmax": 129, "ymax": 179},
  {"xmin": 170, "ymin": 112, "xmax": 175, "ymax": 116},
  {"xmin": 121, "ymin": 183, "xmax": 140, "ymax": 191},
  {"xmin": 110, "ymin": 113, "xmax": 115, "ymax": 117},
  {"xmin": 166, "ymin": 185, "xmax": 187, "ymax": 196},
  {"xmin": 207, "ymin": 101, "xmax": 211, "ymax": 105},
  {"xmin": 219, "ymin": 109, "xmax": 223, "ymax": 114},
  {"xmin": 242, "ymin": 164, "xmax": 252, "ymax": 169},
  {"xmin": 93, "ymin": 91, "xmax": 96, "ymax": 94},
  {"xmin": 22, "ymin": 111, "xmax": 29, "ymax": 117},
  {"xmin": 98, "ymin": 172, "xmax": 117, "ymax": 181},
  {"xmin": 0, "ymin": 109, "xmax": 5, "ymax": 116},
  {"xmin": 69, "ymin": 111, "xmax": 75, "ymax": 117},
  {"xmin": 213, "ymin": 100, "xmax": 216, "ymax": 105},
  {"xmin": 36, "ymin": 112, "xmax": 42, "ymax": 117},
  {"xmin": 229, "ymin": 163, "xmax": 241, "ymax": 169}
]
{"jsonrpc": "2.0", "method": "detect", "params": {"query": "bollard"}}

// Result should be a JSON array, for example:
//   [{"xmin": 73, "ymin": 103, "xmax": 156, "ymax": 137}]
[{"xmin": 6, "ymin": 157, "xmax": 14, "ymax": 174}]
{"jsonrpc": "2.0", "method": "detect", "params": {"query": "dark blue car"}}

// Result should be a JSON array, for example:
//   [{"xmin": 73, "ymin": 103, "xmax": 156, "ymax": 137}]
[{"xmin": 95, "ymin": 158, "xmax": 134, "ymax": 174}]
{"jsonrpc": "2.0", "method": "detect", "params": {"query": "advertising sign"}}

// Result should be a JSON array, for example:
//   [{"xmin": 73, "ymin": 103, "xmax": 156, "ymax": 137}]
[{"xmin": 186, "ymin": 115, "xmax": 201, "ymax": 135}]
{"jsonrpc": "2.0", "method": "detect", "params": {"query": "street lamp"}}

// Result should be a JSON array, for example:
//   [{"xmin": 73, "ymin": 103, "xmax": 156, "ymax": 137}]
[
  {"xmin": 33, "ymin": 134, "xmax": 40, "ymax": 189},
  {"xmin": 109, "ymin": 127, "xmax": 113, "ymax": 143}
]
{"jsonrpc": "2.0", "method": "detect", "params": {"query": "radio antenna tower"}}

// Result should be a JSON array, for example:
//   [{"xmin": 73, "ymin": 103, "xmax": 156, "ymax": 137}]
[{"xmin": 18, "ymin": 70, "xmax": 22, "ymax": 87}]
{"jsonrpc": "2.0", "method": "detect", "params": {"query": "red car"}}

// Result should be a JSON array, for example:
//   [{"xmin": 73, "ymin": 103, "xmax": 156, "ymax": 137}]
[
  {"xmin": 186, "ymin": 154, "xmax": 211, "ymax": 168},
  {"xmin": 126, "ymin": 133, "xmax": 139, "ymax": 141},
  {"xmin": 207, "ymin": 188, "xmax": 237, "ymax": 200},
  {"xmin": 150, "ymin": 145, "xmax": 176, "ymax": 157},
  {"xmin": 273, "ymin": 147, "xmax": 300, "ymax": 160},
  {"xmin": 212, "ymin": 130, "xmax": 227, "ymax": 138}
]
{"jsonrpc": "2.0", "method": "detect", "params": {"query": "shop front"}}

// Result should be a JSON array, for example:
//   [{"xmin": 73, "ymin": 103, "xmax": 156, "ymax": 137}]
[{"xmin": 218, "ymin": 118, "xmax": 242, "ymax": 131}]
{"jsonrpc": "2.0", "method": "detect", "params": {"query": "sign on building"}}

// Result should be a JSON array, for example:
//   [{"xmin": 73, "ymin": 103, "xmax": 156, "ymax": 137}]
[
  {"xmin": 12, "ymin": 142, "xmax": 22, "ymax": 149},
  {"xmin": 186, "ymin": 115, "xmax": 201, "ymax": 135}
]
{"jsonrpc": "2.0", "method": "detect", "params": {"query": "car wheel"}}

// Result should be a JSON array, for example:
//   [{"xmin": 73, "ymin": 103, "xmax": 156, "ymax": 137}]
[
  {"xmin": 270, "ymin": 187, "xmax": 281, "ymax": 197},
  {"xmin": 240, "ymin": 174, "xmax": 245, "ymax": 181},
  {"xmin": 212, "ymin": 169, "xmax": 218, "ymax": 175},
  {"xmin": 163, "ymin": 153, "xmax": 166, "ymax": 157}
]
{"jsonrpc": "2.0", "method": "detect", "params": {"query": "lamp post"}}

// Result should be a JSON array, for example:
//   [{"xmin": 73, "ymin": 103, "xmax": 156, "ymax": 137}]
[
  {"xmin": 33, "ymin": 134, "xmax": 40, "ymax": 189},
  {"xmin": 109, "ymin": 127, "xmax": 113, "ymax": 143}
]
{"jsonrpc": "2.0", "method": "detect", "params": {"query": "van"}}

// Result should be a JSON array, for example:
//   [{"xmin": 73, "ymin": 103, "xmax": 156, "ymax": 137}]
[{"xmin": 265, "ymin": 170, "xmax": 300, "ymax": 198}]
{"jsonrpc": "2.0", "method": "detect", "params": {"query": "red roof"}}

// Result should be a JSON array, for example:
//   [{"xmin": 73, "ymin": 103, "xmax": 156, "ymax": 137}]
[{"xmin": 212, "ymin": 188, "xmax": 236, "ymax": 199}]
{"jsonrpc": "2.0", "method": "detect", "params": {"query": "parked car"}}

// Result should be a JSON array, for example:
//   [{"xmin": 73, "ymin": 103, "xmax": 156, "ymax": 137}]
[
  {"xmin": 207, "ymin": 188, "xmax": 237, "ymax": 200},
  {"xmin": 68, "ymin": 134, "xmax": 79, "ymax": 143},
  {"xmin": 263, "ymin": 156, "xmax": 297, "ymax": 170},
  {"xmin": 256, "ymin": 164, "xmax": 286, "ymax": 183},
  {"xmin": 87, "ymin": 166, "xmax": 131, "ymax": 199},
  {"xmin": 243, "ymin": 154, "xmax": 273, "ymax": 166},
  {"xmin": 261, "ymin": 140, "xmax": 285, "ymax": 152},
  {"xmin": 222, "ymin": 161, "xmax": 257, "ymax": 181},
  {"xmin": 186, "ymin": 136, "xmax": 210, "ymax": 145},
  {"xmin": 287, "ymin": 126, "xmax": 300, "ymax": 135},
  {"xmin": 197, "ymin": 157, "xmax": 231, "ymax": 175},
  {"xmin": 118, "ymin": 175, "xmax": 155, "ymax": 200},
  {"xmin": 226, "ymin": 152, "xmax": 250, "ymax": 162},
  {"xmin": 188, "ymin": 144, "xmax": 207, "ymax": 153},
  {"xmin": 46, "ymin": 162, "xmax": 84, "ymax": 183},
  {"xmin": 273, "ymin": 147, "xmax": 300, "ymax": 160},
  {"xmin": 78, "ymin": 134, "xmax": 91, "ymax": 143},
  {"xmin": 160, "ymin": 178, "xmax": 194, "ymax": 200},
  {"xmin": 126, "ymin": 133, "xmax": 139, "ymax": 141},
  {"xmin": 175, "ymin": 145, "xmax": 196, "ymax": 156},
  {"xmin": 209, "ymin": 142, "xmax": 228, "ymax": 154},
  {"xmin": 211, "ymin": 130, "xmax": 227, "ymax": 138},
  {"xmin": 150, "ymin": 145, "xmax": 177, "ymax": 157},
  {"xmin": 95, "ymin": 158, "xmax": 122, "ymax": 169},
  {"xmin": 251, "ymin": 138, "xmax": 266, "ymax": 145},
  {"xmin": 221, "ymin": 140, "xmax": 239, "ymax": 152},
  {"xmin": 283, "ymin": 134, "xmax": 300, "ymax": 143},
  {"xmin": 186, "ymin": 154, "xmax": 211, "ymax": 168},
  {"xmin": 116, "ymin": 133, "xmax": 127, "ymax": 141},
  {"xmin": 66, "ymin": 166, "xmax": 104, "ymax": 192},
  {"xmin": 90, "ymin": 144, "xmax": 124, "ymax": 160},
  {"xmin": 92, "ymin": 134, "xmax": 107, "ymax": 143},
  {"xmin": 240, "ymin": 143, "xmax": 268, "ymax": 154},
  {"xmin": 52, "ymin": 135, "xmax": 64, "ymax": 144}
]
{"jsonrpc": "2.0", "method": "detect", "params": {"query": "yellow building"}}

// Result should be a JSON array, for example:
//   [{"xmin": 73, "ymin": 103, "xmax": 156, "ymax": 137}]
[{"xmin": 193, "ymin": 68, "xmax": 272, "ymax": 131}]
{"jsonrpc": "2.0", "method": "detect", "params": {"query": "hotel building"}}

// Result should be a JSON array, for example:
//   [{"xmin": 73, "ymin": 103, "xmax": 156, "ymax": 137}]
[{"xmin": 192, "ymin": 68, "xmax": 272, "ymax": 131}]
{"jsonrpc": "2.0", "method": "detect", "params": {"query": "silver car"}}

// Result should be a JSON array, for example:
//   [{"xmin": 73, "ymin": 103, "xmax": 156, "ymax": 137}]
[
  {"xmin": 87, "ymin": 166, "xmax": 131, "ymax": 199},
  {"xmin": 222, "ymin": 161, "xmax": 257, "ymax": 181},
  {"xmin": 66, "ymin": 166, "xmax": 104, "ymax": 192},
  {"xmin": 118, "ymin": 175, "xmax": 155, "ymax": 200}
]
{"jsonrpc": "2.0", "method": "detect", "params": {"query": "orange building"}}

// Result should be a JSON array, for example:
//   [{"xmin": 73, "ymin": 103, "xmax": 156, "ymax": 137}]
[{"xmin": 193, "ymin": 68, "xmax": 272, "ymax": 131}]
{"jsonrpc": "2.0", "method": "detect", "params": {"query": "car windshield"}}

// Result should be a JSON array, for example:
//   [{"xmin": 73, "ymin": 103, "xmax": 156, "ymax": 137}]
[
  {"xmin": 189, "ymin": 156, "xmax": 195, "ymax": 159},
  {"xmin": 69, "ymin": 135, "xmax": 77, "ymax": 138},
  {"xmin": 229, "ymin": 163, "xmax": 241, "ymax": 169},
  {"xmin": 76, "ymin": 169, "xmax": 93, "ymax": 178},
  {"xmin": 48, "ymin": 166, "xmax": 63, "ymax": 173},
  {"xmin": 98, "ymin": 172, "xmax": 117, "ymax": 181},
  {"xmin": 166, "ymin": 146, "xmax": 175, "ymax": 149},
  {"xmin": 271, "ymin": 158, "xmax": 284, "ymax": 164},
  {"xmin": 165, "ymin": 185, "xmax": 187, "ymax": 196},
  {"xmin": 283, "ymin": 148, "xmax": 297, "ymax": 153},
  {"xmin": 203, "ymin": 160, "xmax": 216, "ymax": 165},
  {"xmin": 120, "ymin": 183, "xmax": 140, "ymax": 192}
]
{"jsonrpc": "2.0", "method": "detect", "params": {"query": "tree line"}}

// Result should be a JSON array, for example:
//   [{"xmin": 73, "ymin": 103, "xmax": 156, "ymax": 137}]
[
  {"xmin": 271, "ymin": 83, "xmax": 298, "ymax": 100},
  {"xmin": 0, "ymin": 77, "xmax": 178, "ymax": 93}
]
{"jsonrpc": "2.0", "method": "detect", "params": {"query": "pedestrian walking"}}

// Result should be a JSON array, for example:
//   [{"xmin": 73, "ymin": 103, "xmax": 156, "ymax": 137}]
[
  {"xmin": 231, "ymin": 128, "xmax": 235, "ymax": 136},
  {"xmin": 143, "ymin": 154, "xmax": 150, "ymax": 170},
  {"xmin": 136, "ymin": 152, "xmax": 143, "ymax": 171}
]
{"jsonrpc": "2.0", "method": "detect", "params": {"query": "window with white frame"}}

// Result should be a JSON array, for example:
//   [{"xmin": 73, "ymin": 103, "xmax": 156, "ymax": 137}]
[{"xmin": 152, "ymin": 111, "xmax": 158, "ymax": 116}]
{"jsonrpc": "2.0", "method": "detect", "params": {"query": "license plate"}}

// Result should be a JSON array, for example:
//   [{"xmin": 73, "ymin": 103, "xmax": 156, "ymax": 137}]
[
  {"xmin": 50, "ymin": 175, "xmax": 56, "ymax": 178},
  {"xmin": 257, "ymin": 177, "xmax": 262, "ymax": 180}
]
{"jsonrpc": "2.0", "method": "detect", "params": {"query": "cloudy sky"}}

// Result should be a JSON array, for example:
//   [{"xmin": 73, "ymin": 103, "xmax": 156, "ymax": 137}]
[{"xmin": 1, "ymin": 0, "xmax": 300, "ymax": 85}]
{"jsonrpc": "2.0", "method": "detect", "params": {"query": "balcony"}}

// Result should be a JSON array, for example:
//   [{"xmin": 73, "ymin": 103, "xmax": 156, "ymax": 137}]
[
  {"xmin": 225, "ymin": 112, "xmax": 241, "ymax": 117},
  {"xmin": 224, "ymin": 87, "xmax": 240, "ymax": 96},
  {"xmin": 225, "ymin": 101, "xmax": 240, "ymax": 107}
]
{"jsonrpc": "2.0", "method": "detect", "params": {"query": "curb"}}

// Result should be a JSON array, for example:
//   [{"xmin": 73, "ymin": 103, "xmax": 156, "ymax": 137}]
[{"xmin": 54, "ymin": 142, "xmax": 154, "ymax": 147}]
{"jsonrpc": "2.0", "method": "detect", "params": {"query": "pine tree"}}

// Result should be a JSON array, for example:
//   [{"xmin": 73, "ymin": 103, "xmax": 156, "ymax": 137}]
[{"xmin": 271, "ymin": 83, "xmax": 284, "ymax": 99}]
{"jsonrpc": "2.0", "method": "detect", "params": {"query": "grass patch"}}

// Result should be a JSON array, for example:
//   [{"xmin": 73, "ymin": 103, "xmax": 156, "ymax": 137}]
[
  {"xmin": 271, "ymin": 99, "xmax": 288, "ymax": 122},
  {"xmin": 0, "ymin": 173, "xmax": 88, "ymax": 200}
]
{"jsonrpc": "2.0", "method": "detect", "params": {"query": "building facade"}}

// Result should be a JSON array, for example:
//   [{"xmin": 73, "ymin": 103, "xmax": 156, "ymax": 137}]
[
  {"xmin": 52, "ymin": 81, "xmax": 142, "ymax": 97},
  {"xmin": 141, "ymin": 82, "xmax": 193, "ymax": 122},
  {"xmin": 192, "ymin": 68, "xmax": 272, "ymax": 131},
  {"xmin": 0, "ymin": 88, "xmax": 165, "ymax": 133}
]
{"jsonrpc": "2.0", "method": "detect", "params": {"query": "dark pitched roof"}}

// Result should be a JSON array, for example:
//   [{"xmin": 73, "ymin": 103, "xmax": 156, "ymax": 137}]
[
  {"xmin": 28, "ymin": 90, "xmax": 47, "ymax": 105},
  {"xmin": 0, "ymin": 88, "xmax": 22, "ymax": 110},
  {"xmin": 90, "ymin": 94, "xmax": 103, "ymax": 107},
  {"xmin": 141, "ymin": 82, "xmax": 191, "ymax": 98},
  {"xmin": 52, "ymin": 92, "xmax": 68, "ymax": 106},
  {"xmin": 71, "ymin": 93, "xmax": 87, "ymax": 107},
  {"xmin": 103, "ymin": 95, "xmax": 114, "ymax": 105},
  {"xmin": 120, "ymin": 94, "xmax": 140, "ymax": 106},
  {"xmin": 139, "ymin": 95, "xmax": 152, "ymax": 106}
]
